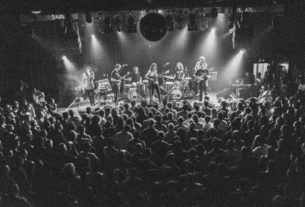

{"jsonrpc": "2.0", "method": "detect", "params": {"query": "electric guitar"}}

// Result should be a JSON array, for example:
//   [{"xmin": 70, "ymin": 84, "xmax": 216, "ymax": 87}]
[
  {"xmin": 193, "ymin": 68, "xmax": 214, "ymax": 83},
  {"xmin": 111, "ymin": 72, "xmax": 130, "ymax": 87},
  {"xmin": 146, "ymin": 70, "xmax": 170, "ymax": 85}
]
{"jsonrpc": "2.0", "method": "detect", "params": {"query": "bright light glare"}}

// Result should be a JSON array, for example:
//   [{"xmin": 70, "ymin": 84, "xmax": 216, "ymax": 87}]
[
  {"xmin": 222, "ymin": 51, "xmax": 244, "ymax": 82},
  {"xmin": 62, "ymin": 56, "xmax": 76, "ymax": 71},
  {"xmin": 91, "ymin": 34, "xmax": 95, "ymax": 38},
  {"xmin": 62, "ymin": 55, "xmax": 66, "ymax": 60},
  {"xmin": 211, "ymin": 27, "xmax": 216, "ymax": 32},
  {"xmin": 239, "ymin": 49, "xmax": 245, "ymax": 54}
]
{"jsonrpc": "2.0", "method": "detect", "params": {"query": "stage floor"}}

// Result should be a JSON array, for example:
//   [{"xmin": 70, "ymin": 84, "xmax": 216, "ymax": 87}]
[{"xmin": 58, "ymin": 92, "xmax": 219, "ymax": 113}]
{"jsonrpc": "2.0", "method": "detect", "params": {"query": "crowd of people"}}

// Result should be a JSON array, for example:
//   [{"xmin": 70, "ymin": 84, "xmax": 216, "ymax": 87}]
[{"xmin": 0, "ymin": 71, "xmax": 305, "ymax": 207}]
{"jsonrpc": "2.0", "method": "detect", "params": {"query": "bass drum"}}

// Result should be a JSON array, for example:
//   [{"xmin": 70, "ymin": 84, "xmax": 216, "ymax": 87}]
[
  {"xmin": 128, "ymin": 88, "xmax": 138, "ymax": 101},
  {"xmin": 171, "ymin": 88, "xmax": 183, "ymax": 100}
]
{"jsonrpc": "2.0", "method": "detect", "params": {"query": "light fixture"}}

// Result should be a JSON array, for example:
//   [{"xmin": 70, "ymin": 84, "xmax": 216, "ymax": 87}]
[
  {"xmin": 31, "ymin": 11, "xmax": 41, "ymax": 15},
  {"xmin": 114, "ymin": 16, "xmax": 122, "ymax": 32},
  {"xmin": 127, "ymin": 16, "xmax": 136, "ymax": 33},
  {"xmin": 187, "ymin": 13, "xmax": 198, "ymax": 31},
  {"xmin": 85, "ymin": 12, "xmax": 92, "ymax": 23},
  {"xmin": 239, "ymin": 49, "xmax": 245, "ymax": 54}
]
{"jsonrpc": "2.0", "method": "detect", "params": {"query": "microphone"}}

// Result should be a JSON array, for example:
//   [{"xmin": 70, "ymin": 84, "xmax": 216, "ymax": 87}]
[{"xmin": 163, "ymin": 62, "xmax": 170, "ymax": 67}]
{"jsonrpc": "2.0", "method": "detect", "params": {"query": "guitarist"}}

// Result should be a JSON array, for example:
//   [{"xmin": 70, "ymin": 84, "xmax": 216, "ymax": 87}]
[
  {"xmin": 145, "ymin": 63, "xmax": 161, "ymax": 104},
  {"xmin": 194, "ymin": 56, "xmax": 210, "ymax": 101},
  {"xmin": 111, "ymin": 64, "xmax": 123, "ymax": 105}
]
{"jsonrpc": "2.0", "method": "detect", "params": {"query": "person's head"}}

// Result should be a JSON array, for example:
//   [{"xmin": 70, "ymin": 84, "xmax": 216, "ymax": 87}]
[
  {"xmin": 199, "ymin": 56, "xmax": 206, "ymax": 63},
  {"xmin": 150, "ymin": 63, "xmax": 157, "ymax": 71},
  {"xmin": 177, "ymin": 117, "xmax": 184, "ymax": 125},
  {"xmin": 133, "ymin": 66, "xmax": 139, "ymax": 74},
  {"xmin": 168, "ymin": 123, "xmax": 174, "ymax": 132},
  {"xmin": 115, "ymin": 64, "xmax": 121, "ymax": 71},
  {"xmin": 204, "ymin": 116, "xmax": 211, "ymax": 123},
  {"xmin": 176, "ymin": 62, "xmax": 183, "ymax": 71},
  {"xmin": 63, "ymin": 162, "xmax": 77, "ymax": 178},
  {"xmin": 189, "ymin": 122, "xmax": 196, "ymax": 130},
  {"xmin": 123, "ymin": 103, "xmax": 129, "ymax": 110},
  {"xmin": 149, "ymin": 119, "xmax": 155, "ymax": 127},
  {"xmin": 192, "ymin": 114, "xmax": 199, "ymax": 123},
  {"xmin": 85, "ymin": 66, "xmax": 92, "ymax": 74}
]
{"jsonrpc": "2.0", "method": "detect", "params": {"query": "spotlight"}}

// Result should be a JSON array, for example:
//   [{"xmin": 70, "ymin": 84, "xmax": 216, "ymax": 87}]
[
  {"xmin": 62, "ymin": 55, "xmax": 67, "ymax": 60},
  {"xmin": 210, "ymin": 8, "xmax": 218, "ymax": 18},
  {"xmin": 175, "ymin": 13, "xmax": 185, "ymax": 30},
  {"xmin": 158, "ymin": 10, "xmax": 163, "ymax": 14},
  {"xmin": 85, "ymin": 12, "xmax": 92, "ymax": 23},
  {"xmin": 127, "ymin": 16, "xmax": 137, "ymax": 33},
  {"xmin": 114, "ymin": 16, "xmax": 122, "ymax": 32},
  {"xmin": 31, "ymin": 11, "xmax": 41, "ymax": 15},
  {"xmin": 103, "ymin": 17, "xmax": 113, "ymax": 33},
  {"xmin": 239, "ymin": 49, "xmax": 245, "ymax": 54},
  {"xmin": 187, "ymin": 13, "xmax": 198, "ymax": 31},
  {"xmin": 91, "ymin": 34, "xmax": 95, "ymax": 38},
  {"xmin": 211, "ymin": 27, "xmax": 216, "ymax": 32}
]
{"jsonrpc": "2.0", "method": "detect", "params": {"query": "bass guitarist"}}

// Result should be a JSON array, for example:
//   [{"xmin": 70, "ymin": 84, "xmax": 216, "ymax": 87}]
[
  {"xmin": 193, "ymin": 56, "xmax": 210, "ymax": 101},
  {"xmin": 145, "ymin": 63, "xmax": 161, "ymax": 104}
]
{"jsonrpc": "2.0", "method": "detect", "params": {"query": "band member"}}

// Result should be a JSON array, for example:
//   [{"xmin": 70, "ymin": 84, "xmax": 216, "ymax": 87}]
[
  {"xmin": 174, "ymin": 62, "xmax": 185, "ymax": 81},
  {"xmin": 130, "ymin": 66, "xmax": 142, "ymax": 83},
  {"xmin": 82, "ymin": 66, "xmax": 95, "ymax": 106},
  {"xmin": 193, "ymin": 57, "xmax": 210, "ymax": 101},
  {"xmin": 111, "ymin": 64, "xmax": 122, "ymax": 104},
  {"xmin": 145, "ymin": 63, "xmax": 161, "ymax": 103},
  {"xmin": 130, "ymin": 66, "xmax": 145, "ymax": 98}
]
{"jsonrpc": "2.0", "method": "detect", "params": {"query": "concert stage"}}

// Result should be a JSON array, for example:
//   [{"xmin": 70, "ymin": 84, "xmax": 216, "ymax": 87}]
[{"xmin": 58, "ymin": 92, "xmax": 220, "ymax": 114}]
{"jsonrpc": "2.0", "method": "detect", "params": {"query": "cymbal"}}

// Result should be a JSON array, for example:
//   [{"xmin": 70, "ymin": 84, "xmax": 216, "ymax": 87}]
[{"xmin": 184, "ymin": 77, "xmax": 192, "ymax": 80}]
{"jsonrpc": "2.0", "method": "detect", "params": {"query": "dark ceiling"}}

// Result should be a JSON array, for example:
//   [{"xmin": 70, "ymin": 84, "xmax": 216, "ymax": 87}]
[{"xmin": 4, "ymin": 0, "xmax": 284, "ymax": 14}]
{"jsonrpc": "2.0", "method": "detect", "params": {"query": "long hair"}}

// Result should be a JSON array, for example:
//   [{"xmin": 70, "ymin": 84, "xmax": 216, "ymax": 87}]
[
  {"xmin": 148, "ymin": 63, "xmax": 157, "ymax": 72},
  {"xmin": 176, "ymin": 62, "xmax": 184, "ymax": 71}
]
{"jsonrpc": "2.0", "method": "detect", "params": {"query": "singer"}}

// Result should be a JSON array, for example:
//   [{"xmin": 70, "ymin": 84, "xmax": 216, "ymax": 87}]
[{"xmin": 82, "ymin": 66, "xmax": 95, "ymax": 106}]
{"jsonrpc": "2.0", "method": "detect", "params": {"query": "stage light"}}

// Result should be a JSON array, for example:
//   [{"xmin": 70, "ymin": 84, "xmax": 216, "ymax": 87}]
[
  {"xmin": 127, "ymin": 16, "xmax": 137, "ymax": 33},
  {"xmin": 175, "ymin": 12, "xmax": 185, "ymax": 30},
  {"xmin": 62, "ymin": 56, "xmax": 76, "ymax": 71},
  {"xmin": 102, "ymin": 17, "xmax": 113, "ymax": 34},
  {"xmin": 91, "ymin": 34, "xmax": 95, "ymax": 38},
  {"xmin": 187, "ymin": 13, "xmax": 198, "ymax": 31},
  {"xmin": 85, "ymin": 12, "xmax": 92, "ymax": 24},
  {"xmin": 211, "ymin": 27, "xmax": 216, "ymax": 32},
  {"xmin": 31, "ymin": 11, "xmax": 41, "ymax": 15},
  {"xmin": 210, "ymin": 8, "xmax": 218, "ymax": 18},
  {"xmin": 114, "ymin": 16, "xmax": 122, "ymax": 32},
  {"xmin": 222, "ymin": 51, "xmax": 245, "ymax": 83},
  {"xmin": 158, "ymin": 10, "xmax": 163, "ymax": 14},
  {"xmin": 239, "ymin": 49, "xmax": 245, "ymax": 54}
]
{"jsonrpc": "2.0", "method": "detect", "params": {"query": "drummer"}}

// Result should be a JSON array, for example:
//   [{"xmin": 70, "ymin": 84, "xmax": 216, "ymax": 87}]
[
  {"xmin": 174, "ymin": 62, "xmax": 185, "ymax": 81},
  {"xmin": 130, "ymin": 66, "xmax": 142, "ymax": 83}
]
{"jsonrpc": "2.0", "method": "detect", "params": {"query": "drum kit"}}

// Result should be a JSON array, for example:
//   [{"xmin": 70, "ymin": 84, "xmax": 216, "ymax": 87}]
[{"xmin": 162, "ymin": 76, "xmax": 193, "ymax": 100}]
